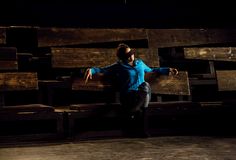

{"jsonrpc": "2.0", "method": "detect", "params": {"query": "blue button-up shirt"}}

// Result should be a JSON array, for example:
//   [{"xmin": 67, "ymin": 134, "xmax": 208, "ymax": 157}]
[{"xmin": 91, "ymin": 59, "xmax": 169, "ymax": 93}]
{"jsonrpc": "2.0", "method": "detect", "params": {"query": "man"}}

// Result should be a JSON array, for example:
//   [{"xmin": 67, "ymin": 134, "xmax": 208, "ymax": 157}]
[{"xmin": 85, "ymin": 43, "xmax": 178, "ymax": 137}]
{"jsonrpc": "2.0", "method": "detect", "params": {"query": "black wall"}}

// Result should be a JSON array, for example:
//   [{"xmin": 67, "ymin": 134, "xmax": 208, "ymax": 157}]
[{"xmin": 1, "ymin": 0, "xmax": 236, "ymax": 28}]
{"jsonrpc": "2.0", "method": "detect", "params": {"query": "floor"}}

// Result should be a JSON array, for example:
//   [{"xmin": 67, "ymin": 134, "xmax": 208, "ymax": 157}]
[{"xmin": 1, "ymin": 136, "xmax": 236, "ymax": 160}]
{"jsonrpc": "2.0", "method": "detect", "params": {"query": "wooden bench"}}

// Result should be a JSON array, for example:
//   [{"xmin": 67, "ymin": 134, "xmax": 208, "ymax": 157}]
[
  {"xmin": 0, "ymin": 72, "xmax": 64, "ymax": 142},
  {"xmin": 69, "ymin": 72, "xmax": 191, "ymax": 137},
  {"xmin": 49, "ymin": 47, "xmax": 192, "ymax": 138},
  {"xmin": 67, "ymin": 101, "xmax": 202, "ymax": 138},
  {"xmin": 44, "ymin": 47, "xmax": 161, "ymax": 106},
  {"xmin": 51, "ymin": 47, "xmax": 190, "ymax": 96}
]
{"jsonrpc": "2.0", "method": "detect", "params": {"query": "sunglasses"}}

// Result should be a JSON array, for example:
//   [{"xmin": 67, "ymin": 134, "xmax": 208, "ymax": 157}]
[{"xmin": 126, "ymin": 48, "xmax": 135, "ymax": 57}]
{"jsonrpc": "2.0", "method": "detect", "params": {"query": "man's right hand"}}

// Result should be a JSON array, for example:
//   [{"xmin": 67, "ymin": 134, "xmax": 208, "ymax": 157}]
[
  {"xmin": 169, "ymin": 68, "xmax": 179, "ymax": 76},
  {"xmin": 84, "ymin": 68, "xmax": 92, "ymax": 84}
]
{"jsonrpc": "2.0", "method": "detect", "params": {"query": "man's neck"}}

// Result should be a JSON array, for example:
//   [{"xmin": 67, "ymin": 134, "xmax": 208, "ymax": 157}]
[{"xmin": 128, "ymin": 60, "xmax": 134, "ymax": 66}]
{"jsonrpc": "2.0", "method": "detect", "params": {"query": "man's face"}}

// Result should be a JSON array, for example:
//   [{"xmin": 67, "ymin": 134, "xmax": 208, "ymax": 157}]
[
  {"xmin": 128, "ymin": 53, "xmax": 135, "ymax": 62},
  {"xmin": 126, "ymin": 47, "xmax": 135, "ymax": 61}
]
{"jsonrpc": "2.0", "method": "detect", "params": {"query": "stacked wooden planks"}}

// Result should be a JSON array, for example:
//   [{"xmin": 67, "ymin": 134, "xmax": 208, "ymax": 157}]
[
  {"xmin": 0, "ymin": 46, "xmax": 64, "ymax": 141},
  {"xmin": 1, "ymin": 27, "xmax": 234, "ymax": 139}
]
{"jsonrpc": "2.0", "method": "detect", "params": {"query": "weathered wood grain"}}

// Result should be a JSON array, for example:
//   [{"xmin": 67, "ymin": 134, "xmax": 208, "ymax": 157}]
[
  {"xmin": 0, "ymin": 61, "xmax": 18, "ymax": 71},
  {"xmin": 0, "ymin": 47, "xmax": 18, "ymax": 71},
  {"xmin": 216, "ymin": 70, "xmax": 236, "ymax": 91},
  {"xmin": 38, "ymin": 28, "xmax": 147, "ymax": 47},
  {"xmin": 148, "ymin": 29, "xmax": 236, "ymax": 48},
  {"xmin": 184, "ymin": 47, "xmax": 236, "ymax": 61},
  {"xmin": 145, "ymin": 71, "xmax": 190, "ymax": 95},
  {"xmin": 72, "ymin": 73, "xmax": 112, "ymax": 91},
  {"xmin": 0, "ymin": 72, "xmax": 38, "ymax": 91},
  {"xmin": 51, "ymin": 48, "xmax": 159, "ymax": 68},
  {"xmin": 72, "ymin": 71, "xmax": 190, "ymax": 95},
  {"xmin": 0, "ymin": 27, "xmax": 6, "ymax": 44}
]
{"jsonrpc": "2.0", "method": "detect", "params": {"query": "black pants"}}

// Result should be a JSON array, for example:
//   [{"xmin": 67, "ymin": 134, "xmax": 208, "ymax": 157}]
[{"xmin": 120, "ymin": 82, "xmax": 151, "ymax": 137}]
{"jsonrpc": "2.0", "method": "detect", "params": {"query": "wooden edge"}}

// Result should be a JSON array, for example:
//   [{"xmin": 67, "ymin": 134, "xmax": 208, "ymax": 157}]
[{"xmin": 72, "ymin": 71, "xmax": 190, "ymax": 95}]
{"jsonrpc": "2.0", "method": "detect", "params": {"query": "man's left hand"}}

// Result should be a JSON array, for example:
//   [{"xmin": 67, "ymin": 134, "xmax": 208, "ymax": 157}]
[{"xmin": 169, "ymin": 68, "xmax": 179, "ymax": 75}]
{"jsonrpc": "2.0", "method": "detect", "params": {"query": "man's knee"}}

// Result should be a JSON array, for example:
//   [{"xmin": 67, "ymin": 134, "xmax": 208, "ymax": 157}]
[{"xmin": 138, "ymin": 82, "xmax": 151, "ymax": 93}]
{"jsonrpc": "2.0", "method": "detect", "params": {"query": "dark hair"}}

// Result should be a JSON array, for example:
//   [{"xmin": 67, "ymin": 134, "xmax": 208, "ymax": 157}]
[{"xmin": 116, "ymin": 43, "xmax": 135, "ymax": 60}]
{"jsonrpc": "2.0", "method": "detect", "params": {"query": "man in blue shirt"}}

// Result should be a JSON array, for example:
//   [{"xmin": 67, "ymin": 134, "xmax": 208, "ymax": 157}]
[{"xmin": 85, "ymin": 43, "xmax": 178, "ymax": 137}]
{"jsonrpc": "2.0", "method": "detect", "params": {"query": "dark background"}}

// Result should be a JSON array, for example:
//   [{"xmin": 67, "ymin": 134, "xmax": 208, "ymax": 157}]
[{"xmin": 1, "ymin": 0, "xmax": 235, "ymax": 28}]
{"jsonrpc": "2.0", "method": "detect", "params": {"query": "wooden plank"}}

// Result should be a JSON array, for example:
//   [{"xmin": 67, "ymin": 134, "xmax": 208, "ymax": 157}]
[
  {"xmin": 0, "ymin": 72, "xmax": 38, "ymax": 91},
  {"xmin": 216, "ymin": 70, "xmax": 236, "ymax": 91},
  {"xmin": 72, "ymin": 71, "xmax": 190, "ymax": 95},
  {"xmin": 148, "ymin": 29, "xmax": 236, "ymax": 48},
  {"xmin": 72, "ymin": 73, "xmax": 112, "ymax": 91},
  {"xmin": 145, "ymin": 71, "xmax": 190, "ymax": 95},
  {"xmin": 0, "ymin": 27, "xmax": 6, "ymax": 44},
  {"xmin": 51, "ymin": 48, "xmax": 159, "ymax": 68},
  {"xmin": 0, "ymin": 104, "xmax": 54, "ymax": 113},
  {"xmin": 0, "ymin": 61, "xmax": 18, "ymax": 71},
  {"xmin": 184, "ymin": 47, "xmax": 236, "ymax": 62},
  {"xmin": 38, "ymin": 28, "xmax": 147, "ymax": 47},
  {"xmin": 0, "ymin": 47, "xmax": 18, "ymax": 71}
]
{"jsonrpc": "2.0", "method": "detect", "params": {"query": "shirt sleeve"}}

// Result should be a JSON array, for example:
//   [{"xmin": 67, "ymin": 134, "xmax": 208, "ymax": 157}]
[
  {"xmin": 141, "ymin": 60, "xmax": 170, "ymax": 75},
  {"xmin": 91, "ymin": 63, "xmax": 118, "ymax": 75},
  {"xmin": 142, "ymin": 60, "xmax": 153, "ymax": 73},
  {"xmin": 152, "ymin": 67, "xmax": 170, "ymax": 75}
]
